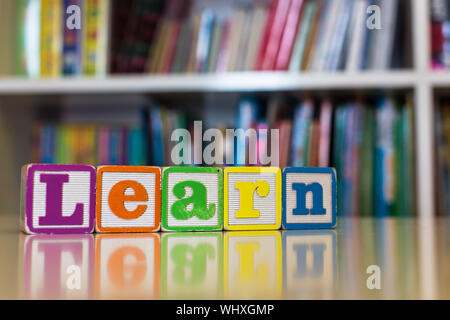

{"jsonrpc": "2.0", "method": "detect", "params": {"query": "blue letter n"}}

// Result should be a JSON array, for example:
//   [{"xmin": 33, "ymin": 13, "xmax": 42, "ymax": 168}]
[{"xmin": 292, "ymin": 183, "xmax": 326, "ymax": 215}]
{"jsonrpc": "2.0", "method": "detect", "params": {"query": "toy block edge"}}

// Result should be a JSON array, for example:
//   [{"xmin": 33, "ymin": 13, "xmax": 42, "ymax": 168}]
[
  {"xmin": 95, "ymin": 166, "xmax": 162, "ymax": 233},
  {"xmin": 281, "ymin": 167, "xmax": 337, "ymax": 230},
  {"xmin": 161, "ymin": 167, "xmax": 224, "ymax": 232},
  {"xmin": 224, "ymin": 167, "xmax": 282, "ymax": 231},
  {"xmin": 23, "ymin": 164, "xmax": 96, "ymax": 234}
]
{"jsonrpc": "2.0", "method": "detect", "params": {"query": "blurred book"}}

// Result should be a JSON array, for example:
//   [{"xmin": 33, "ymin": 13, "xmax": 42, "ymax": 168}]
[{"xmin": 2, "ymin": 0, "xmax": 410, "ymax": 77}]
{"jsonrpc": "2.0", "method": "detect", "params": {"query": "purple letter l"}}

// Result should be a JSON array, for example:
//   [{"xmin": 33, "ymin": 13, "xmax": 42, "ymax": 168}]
[{"xmin": 39, "ymin": 174, "xmax": 83, "ymax": 226}]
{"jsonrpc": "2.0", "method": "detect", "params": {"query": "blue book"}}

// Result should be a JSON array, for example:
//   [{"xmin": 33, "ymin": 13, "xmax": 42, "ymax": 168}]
[
  {"xmin": 62, "ymin": 0, "xmax": 83, "ymax": 75},
  {"xmin": 235, "ymin": 98, "xmax": 259, "ymax": 166},
  {"xmin": 374, "ymin": 96, "xmax": 396, "ymax": 217},
  {"xmin": 150, "ymin": 107, "xmax": 164, "ymax": 166},
  {"xmin": 42, "ymin": 124, "xmax": 55, "ymax": 163},
  {"xmin": 291, "ymin": 100, "xmax": 314, "ymax": 166},
  {"xmin": 129, "ymin": 126, "xmax": 146, "ymax": 165},
  {"xmin": 109, "ymin": 128, "xmax": 118, "ymax": 165}
]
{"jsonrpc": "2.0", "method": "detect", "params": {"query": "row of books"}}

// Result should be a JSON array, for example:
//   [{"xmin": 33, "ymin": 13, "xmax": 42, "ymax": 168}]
[
  {"xmin": 0, "ymin": 0, "xmax": 411, "ymax": 77},
  {"xmin": 332, "ymin": 96, "xmax": 416, "ymax": 217},
  {"xmin": 233, "ymin": 95, "xmax": 416, "ymax": 217},
  {"xmin": 431, "ymin": 0, "xmax": 450, "ymax": 69},
  {"xmin": 31, "ymin": 94, "xmax": 416, "ymax": 217},
  {"xmin": 0, "ymin": 0, "xmax": 110, "ymax": 77},
  {"xmin": 31, "ymin": 124, "xmax": 148, "ymax": 166},
  {"xmin": 436, "ymin": 99, "xmax": 450, "ymax": 216},
  {"xmin": 31, "ymin": 106, "xmax": 187, "ymax": 166},
  {"xmin": 147, "ymin": 0, "xmax": 409, "ymax": 74}
]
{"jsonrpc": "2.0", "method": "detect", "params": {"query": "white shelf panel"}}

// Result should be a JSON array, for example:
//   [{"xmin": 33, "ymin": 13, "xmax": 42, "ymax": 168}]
[
  {"xmin": 0, "ymin": 71, "xmax": 417, "ymax": 95},
  {"xmin": 429, "ymin": 72, "xmax": 450, "ymax": 87}
]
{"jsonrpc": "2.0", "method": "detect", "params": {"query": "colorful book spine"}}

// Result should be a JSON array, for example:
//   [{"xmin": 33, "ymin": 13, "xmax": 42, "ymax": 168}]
[
  {"xmin": 374, "ymin": 96, "xmax": 396, "ymax": 217},
  {"xmin": 235, "ymin": 98, "xmax": 260, "ymax": 166},
  {"xmin": 40, "ymin": 0, "xmax": 62, "ymax": 77},
  {"xmin": 16, "ymin": 0, "xmax": 42, "ymax": 77},
  {"xmin": 291, "ymin": 99, "xmax": 313, "ymax": 166},
  {"xmin": 83, "ymin": 0, "xmax": 110, "ymax": 76},
  {"xmin": 275, "ymin": 0, "xmax": 304, "ymax": 70},
  {"xmin": 62, "ymin": 0, "xmax": 82, "ymax": 75},
  {"xmin": 288, "ymin": 0, "xmax": 316, "ymax": 71}
]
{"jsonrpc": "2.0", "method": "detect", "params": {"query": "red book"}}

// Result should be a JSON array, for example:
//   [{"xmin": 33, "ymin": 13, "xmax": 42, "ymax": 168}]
[
  {"xmin": 275, "ymin": 0, "xmax": 304, "ymax": 70},
  {"xmin": 260, "ymin": 0, "xmax": 291, "ymax": 70},
  {"xmin": 254, "ymin": 0, "xmax": 279, "ymax": 70}
]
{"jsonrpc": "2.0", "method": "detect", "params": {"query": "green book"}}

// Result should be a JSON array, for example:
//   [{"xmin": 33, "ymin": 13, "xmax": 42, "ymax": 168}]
[
  {"xmin": 359, "ymin": 106, "xmax": 374, "ymax": 217},
  {"xmin": 289, "ymin": 1, "xmax": 316, "ymax": 72},
  {"xmin": 393, "ymin": 104, "xmax": 403, "ymax": 217}
]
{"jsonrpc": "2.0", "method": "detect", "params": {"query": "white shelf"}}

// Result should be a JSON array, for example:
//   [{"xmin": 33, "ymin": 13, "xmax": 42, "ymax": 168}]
[
  {"xmin": 428, "ymin": 72, "xmax": 450, "ymax": 87},
  {"xmin": 0, "ymin": 71, "xmax": 418, "ymax": 94}
]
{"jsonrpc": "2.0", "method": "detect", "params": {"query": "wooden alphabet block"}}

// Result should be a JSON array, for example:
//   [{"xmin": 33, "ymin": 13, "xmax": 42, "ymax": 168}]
[
  {"xmin": 161, "ymin": 232, "xmax": 223, "ymax": 298},
  {"xmin": 224, "ymin": 167, "xmax": 281, "ymax": 231},
  {"xmin": 95, "ymin": 234, "xmax": 160, "ymax": 299},
  {"xmin": 20, "ymin": 164, "xmax": 96, "ymax": 234},
  {"xmin": 224, "ymin": 231, "xmax": 282, "ymax": 299},
  {"xmin": 96, "ymin": 166, "xmax": 161, "ymax": 233},
  {"xmin": 162, "ymin": 167, "xmax": 223, "ymax": 231},
  {"xmin": 283, "ymin": 230, "xmax": 337, "ymax": 298},
  {"xmin": 282, "ymin": 167, "xmax": 337, "ymax": 229}
]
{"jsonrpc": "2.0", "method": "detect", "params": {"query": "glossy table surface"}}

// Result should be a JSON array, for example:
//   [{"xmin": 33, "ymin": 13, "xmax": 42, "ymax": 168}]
[{"xmin": 0, "ymin": 214, "xmax": 449, "ymax": 300}]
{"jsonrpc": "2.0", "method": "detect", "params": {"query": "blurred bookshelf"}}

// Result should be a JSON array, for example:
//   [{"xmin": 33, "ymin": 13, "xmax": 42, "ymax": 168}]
[{"xmin": 0, "ymin": 0, "xmax": 447, "ymax": 218}]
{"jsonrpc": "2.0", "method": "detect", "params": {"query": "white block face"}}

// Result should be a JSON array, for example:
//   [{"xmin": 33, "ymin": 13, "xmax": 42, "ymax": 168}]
[
  {"xmin": 285, "ymin": 172, "xmax": 333, "ymax": 224},
  {"xmin": 100, "ymin": 172, "xmax": 156, "ymax": 228},
  {"xmin": 225, "ymin": 233, "xmax": 281, "ymax": 299},
  {"xmin": 163, "ymin": 234, "xmax": 221, "ymax": 298},
  {"xmin": 97, "ymin": 235, "xmax": 158, "ymax": 299},
  {"xmin": 166, "ymin": 172, "xmax": 219, "ymax": 227},
  {"xmin": 23, "ymin": 235, "xmax": 93, "ymax": 299},
  {"xmin": 227, "ymin": 172, "xmax": 277, "ymax": 225},
  {"xmin": 32, "ymin": 170, "xmax": 92, "ymax": 229},
  {"xmin": 284, "ymin": 232, "xmax": 336, "ymax": 298}
]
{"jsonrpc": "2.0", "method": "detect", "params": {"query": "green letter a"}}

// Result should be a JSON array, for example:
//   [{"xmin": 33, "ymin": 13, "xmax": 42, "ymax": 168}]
[{"xmin": 171, "ymin": 181, "xmax": 215, "ymax": 220}]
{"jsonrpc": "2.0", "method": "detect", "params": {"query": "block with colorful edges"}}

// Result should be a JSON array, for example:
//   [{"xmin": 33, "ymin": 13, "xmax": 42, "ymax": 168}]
[
  {"xmin": 282, "ymin": 167, "xmax": 337, "ymax": 229},
  {"xmin": 96, "ymin": 166, "xmax": 161, "ymax": 233},
  {"xmin": 162, "ymin": 166, "xmax": 223, "ymax": 231},
  {"xmin": 20, "ymin": 164, "xmax": 96, "ymax": 234},
  {"xmin": 224, "ymin": 167, "xmax": 281, "ymax": 231}
]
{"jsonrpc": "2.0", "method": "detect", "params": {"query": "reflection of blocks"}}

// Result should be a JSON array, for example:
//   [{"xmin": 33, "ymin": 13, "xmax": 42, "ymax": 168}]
[
  {"xmin": 224, "ymin": 167, "xmax": 281, "ymax": 231},
  {"xmin": 282, "ymin": 230, "xmax": 337, "ymax": 298},
  {"xmin": 22, "ymin": 234, "xmax": 94, "ymax": 299},
  {"xmin": 162, "ymin": 167, "xmax": 223, "ymax": 231},
  {"xmin": 161, "ymin": 233, "xmax": 223, "ymax": 299},
  {"xmin": 96, "ymin": 166, "xmax": 161, "ymax": 233},
  {"xmin": 282, "ymin": 167, "xmax": 337, "ymax": 229},
  {"xmin": 224, "ymin": 231, "xmax": 282, "ymax": 299},
  {"xmin": 95, "ymin": 234, "xmax": 160, "ymax": 299},
  {"xmin": 20, "ymin": 164, "xmax": 96, "ymax": 234}
]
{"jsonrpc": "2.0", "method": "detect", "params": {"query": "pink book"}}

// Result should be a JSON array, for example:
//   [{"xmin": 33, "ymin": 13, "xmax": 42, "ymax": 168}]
[
  {"xmin": 215, "ymin": 17, "xmax": 233, "ymax": 72},
  {"xmin": 98, "ymin": 126, "xmax": 110, "ymax": 165},
  {"xmin": 256, "ymin": 122, "xmax": 268, "ymax": 166},
  {"xmin": 260, "ymin": 0, "xmax": 291, "ymax": 70},
  {"xmin": 318, "ymin": 99, "xmax": 333, "ymax": 167},
  {"xmin": 275, "ymin": 0, "xmax": 304, "ymax": 70}
]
